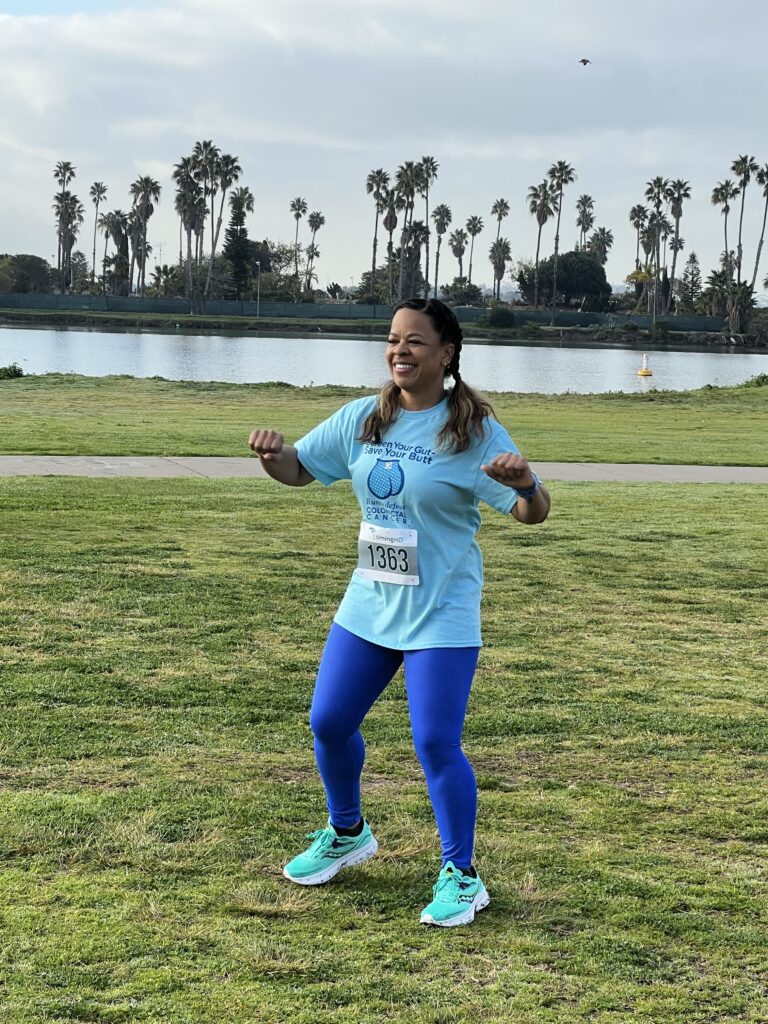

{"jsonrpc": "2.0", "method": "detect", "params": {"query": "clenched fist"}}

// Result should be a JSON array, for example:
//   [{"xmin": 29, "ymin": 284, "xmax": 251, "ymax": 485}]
[
  {"xmin": 248, "ymin": 429, "xmax": 284, "ymax": 461},
  {"xmin": 481, "ymin": 452, "xmax": 535, "ymax": 490}
]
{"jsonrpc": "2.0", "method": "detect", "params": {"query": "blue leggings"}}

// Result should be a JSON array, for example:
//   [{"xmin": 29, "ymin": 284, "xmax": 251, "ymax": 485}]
[{"xmin": 309, "ymin": 622, "xmax": 480, "ymax": 868}]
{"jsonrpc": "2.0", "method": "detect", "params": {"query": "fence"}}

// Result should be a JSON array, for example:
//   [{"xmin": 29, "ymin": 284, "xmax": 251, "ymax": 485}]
[{"xmin": 0, "ymin": 293, "xmax": 726, "ymax": 332}]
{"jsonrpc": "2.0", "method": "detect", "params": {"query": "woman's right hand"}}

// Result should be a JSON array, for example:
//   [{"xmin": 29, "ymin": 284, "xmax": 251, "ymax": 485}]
[{"xmin": 248, "ymin": 429, "xmax": 285, "ymax": 461}]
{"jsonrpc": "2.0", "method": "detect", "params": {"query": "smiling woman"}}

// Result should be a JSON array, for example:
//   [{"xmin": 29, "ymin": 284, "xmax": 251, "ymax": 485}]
[{"xmin": 247, "ymin": 297, "xmax": 551, "ymax": 927}]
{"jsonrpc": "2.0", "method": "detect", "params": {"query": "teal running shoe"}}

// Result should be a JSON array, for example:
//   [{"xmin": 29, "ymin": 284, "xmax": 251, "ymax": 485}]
[
  {"xmin": 420, "ymin": 861, "xmax": 490, "ymax": 927},
  {"xmin": 282, "ymin": 819, "xmax": 378, "ymax": 886}
]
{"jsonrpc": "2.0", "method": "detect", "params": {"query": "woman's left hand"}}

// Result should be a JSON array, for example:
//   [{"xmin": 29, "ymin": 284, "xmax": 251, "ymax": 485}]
[{"xmin": 481, "ymin": 453, "xmax": 535, "ymax": 489}]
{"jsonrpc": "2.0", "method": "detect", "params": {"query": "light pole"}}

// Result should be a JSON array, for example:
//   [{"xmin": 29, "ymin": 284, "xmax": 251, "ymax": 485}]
[{"xmin": 255, "ymin": 261, "xmax": 261, "ymax": 317}]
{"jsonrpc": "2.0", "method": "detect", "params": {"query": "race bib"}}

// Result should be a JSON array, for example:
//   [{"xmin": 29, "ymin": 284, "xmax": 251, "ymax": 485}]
[{"xmin": 355, "ymin": 522, "xmax": 419, "ymax": 586}]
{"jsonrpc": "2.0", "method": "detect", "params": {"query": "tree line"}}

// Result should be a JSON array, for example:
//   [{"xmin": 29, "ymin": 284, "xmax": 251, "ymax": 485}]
[{"xmin": 1, "ymin": 146, "xmax": 767, "ymax": 331}]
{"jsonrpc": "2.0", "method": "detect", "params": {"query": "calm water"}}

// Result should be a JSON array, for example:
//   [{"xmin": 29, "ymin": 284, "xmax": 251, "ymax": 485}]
[{"xmin": 1, "ymin": 326, "xmax": 765, "ymax": 394}]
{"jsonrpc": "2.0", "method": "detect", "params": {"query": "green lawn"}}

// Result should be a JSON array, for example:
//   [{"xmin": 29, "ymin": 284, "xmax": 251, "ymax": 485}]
[
  {"xmin": 1, "ymin": 373, "xmax": 768, "ymax": 464},
  {"xmin": 1, "ymin": 476, "xmax": 767, "ymax": 1022}
]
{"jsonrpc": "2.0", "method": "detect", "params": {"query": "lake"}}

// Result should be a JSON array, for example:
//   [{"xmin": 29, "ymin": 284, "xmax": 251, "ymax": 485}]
[{"xmin": 1, "ymin": 326, "xmax": 765, "ymax": 393}]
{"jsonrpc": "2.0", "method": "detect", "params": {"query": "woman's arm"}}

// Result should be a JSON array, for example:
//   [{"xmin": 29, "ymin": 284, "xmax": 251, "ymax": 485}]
[
  {"xmin": 480, "ymin": 453, "xmax": 551, "ymax": 524},
  {"xmin": 248, "ymin": 430, "xmax": 315, "ymax": 487}
]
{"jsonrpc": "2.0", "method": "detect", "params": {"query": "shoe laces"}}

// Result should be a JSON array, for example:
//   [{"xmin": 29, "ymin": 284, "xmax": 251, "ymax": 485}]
[
  {"xmin": 432, "ymin": 866, "xmax": 466, "ymax": 901},
  {"xmin": 305, "ymin": 826, "xmax": 336, "ymax": 852}
]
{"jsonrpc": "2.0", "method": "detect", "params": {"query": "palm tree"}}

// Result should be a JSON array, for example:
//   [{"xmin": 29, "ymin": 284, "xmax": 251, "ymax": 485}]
[
  {"xmin": 304, "ymin": 211, "xmax": 325, "ymax": 295},
  {"xmin": 489, "ymin": 238, "xmax": 511, "ymax": 301},
  {"xmin": 665, "ymin": 179, "xmax": 691, "ymax": 313},
  {"xmin": 53, "ymin": 191, "xmax": 85, "ymax": 293},
  {"xmin": 53, "ymin": 161, "xmax": 76, "ymax": 290},
  {"xmin": 731, "ymin": 154, "xmax": 758, "ymax": 281},
  {"xmin": 491, "ymin": 198, "xmax": 510, "ymax": 244},
  {"xmin": 129, "ymin": 175, "xmax": 161, "ymax": 296},
  {"xmin": 587, "ymin": 227, "xmax": 613, "ymax": 266},
  {"xmin": 205, "ymin": 152, "xmax": 242, "ymax": 297},
  {"xmin": 575, "ymin": 194, "xmax": 594, "ymax": 249},
  {"xmin": 465, "ymin": 216, "xmax": 484, "ymax": 285},
  {"xmin": 101, "ymin": 209, "xmax": 129, "ymax": 295},
  {"xmin": 528, "ymin": 180, "xmax": 558, "ymax": 307},
  {"xmin": 191, "ymin": 140, "xmax": 220, "ymax": 268},
  {"xmin": 418, "ymin": 156, "xmax": 439, "ymax": 297},
  {"xmin": 431, "ymin": 204, "xmax": 452, "ymax": 300},
  {"xmin": 449, "ymin": 228, "xmax": 468, "ymax": 281},
  {"xmin": 395, "ymin": 161, "xmax": 418, "ymax": 300},
  {"xmin": 173, "ymin": 157, "xmax": 201, "ymax": 302},
  {"xmin": 366, "ymin": 169, "xmax": 390, "ymax": 306},
  {"xmin": 750, "ymin": 164, "xmax": 768, "ymax": 293},
  {"xmin": 289, "ymin": 196, "xmax": 308, "ymax": 298},
  {"xmin": 383, "ymin": 195, "xmax": 400, "ymax": 307},
  {"xmin": 711, "ymin": 180, "xmax": 740, "ymax": 286},
  {"xmin": 97, "ymin": 210, "xmax": 112, "ymax": 293},
  {"xmin": 406, "ymin": 220, "xmax": 430, "ymax": 295},
  {"xmin": 89, "ymin": 182, "xmax": 107, "ymax": 289},
  {"xmin": 548, "ymin": 161, "xmax": 577, "ymax": 322},
  {"xmin": 644, "ymin": 176, "xmax": 670, "ymax": 320},
  {"xmin": 629, "ymin": 205, "xmax": 648, "ymax": 270}
]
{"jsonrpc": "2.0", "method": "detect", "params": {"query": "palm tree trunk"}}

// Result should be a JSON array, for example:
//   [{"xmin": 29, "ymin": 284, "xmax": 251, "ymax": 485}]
[
  {"xmin": 666, "ymin": 217, "xmax": 681, "ymax": 314},
  {"xmin": 468, "ymin": 236, "xmax": 475, "ymax": 285},
  {"xmin": 550, "ymin": 190, "xmax": 563, "ymax": 325},
  {"xmin": 91, "ymin": 202, "xmax": 99, "ymax": 289},
  {"xmin": 397, "ymin": 220, "xmax": 408, "ymax": 302},
  {"xmin": 736, "ymin": 187, "xmax": 747, "ymax": 281},
  {"xmin": 205, "ymin": 188, "xmax": 229, "ymax": 298},
  {"xmin": 434, "ymin": 237, "xmax": 441, "ymax": 302},
  {"xmin": 186, "ymin": 227, "xmax": 193, "ymax": 303},
  {"xmin": 749, "ymin": 195, "xmax": 768, "ymax": 292},
  {"xmin": 294, "ymin": 219, "xmax": 300, "ymax": 300},
  {"xmin": 724, "ymin": 213, "xmax": 731, "ymax": 287},
  {"xmin": 387, "ymin": 232, "xmax": 394, "ymax": 307},
  {"xmin": 370, "ymin": 208, "xmax": 380, "ymax": 307},
  {"xmin": 635, "ymin": 228, "xmax": 641, "ymax": 270},
  {"xmin": 102, "ymin": 234, "xmax": 109, "ymax": 295},
  {"xmin": 423, "ymin": 189, "xmax": 430, "ymax": 298},
  {"xmin": 179, "ymin": 217, "xmax": 183, "ymax": 266},
  {"xmin": 534, "ymin": 224, "xmax": 543, "ymax": 307}
]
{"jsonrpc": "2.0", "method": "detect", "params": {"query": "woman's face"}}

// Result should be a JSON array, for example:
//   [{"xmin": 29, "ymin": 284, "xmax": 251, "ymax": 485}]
[{"xmin": 386, "ymin": 308, "xmax": 454, "ymax": 397}]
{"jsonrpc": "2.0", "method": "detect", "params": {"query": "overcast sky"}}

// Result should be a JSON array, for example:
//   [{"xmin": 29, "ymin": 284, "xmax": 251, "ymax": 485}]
[{"xmin": 1, "ymin": 0, "xmax": 767, "ymax": 300}]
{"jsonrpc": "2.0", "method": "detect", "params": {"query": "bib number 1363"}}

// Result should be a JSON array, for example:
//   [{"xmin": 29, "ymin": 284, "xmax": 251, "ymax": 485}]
[{"xmin": 355, "ymin": 523, "xmax": 419, "ymax": 586}]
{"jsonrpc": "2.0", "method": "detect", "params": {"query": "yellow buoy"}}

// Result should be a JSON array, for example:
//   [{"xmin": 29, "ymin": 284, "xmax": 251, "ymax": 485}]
[{"xmin": 636, "ymin": 352, "xmax": 653, "ymax": 377}]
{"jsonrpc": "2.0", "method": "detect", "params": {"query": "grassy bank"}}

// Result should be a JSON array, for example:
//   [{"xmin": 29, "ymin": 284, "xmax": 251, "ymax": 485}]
[
  {"xmin": 1, "ymin": 476, "xmax": 767, "ymax": 1022},
  {"xmin": 1, "ymin": 373, "xmax": 767, "ymax": 464}
]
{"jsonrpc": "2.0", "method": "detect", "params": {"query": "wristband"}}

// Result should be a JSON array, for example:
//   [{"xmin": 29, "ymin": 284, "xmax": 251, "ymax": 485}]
[{"xmin": 515, "ymin": 473, "xmax": 540, "ymax": 502}]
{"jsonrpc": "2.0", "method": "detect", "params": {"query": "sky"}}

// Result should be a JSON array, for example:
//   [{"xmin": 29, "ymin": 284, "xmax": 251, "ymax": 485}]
[{"xmin": 1, "ymin": 0, "xmax": 767, "ymax": 301}]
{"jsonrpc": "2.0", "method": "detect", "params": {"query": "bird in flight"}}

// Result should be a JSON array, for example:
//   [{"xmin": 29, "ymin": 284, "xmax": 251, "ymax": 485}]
[{"xmin": 579, "ymin": 58, "xmax": 592, "ymax": 65}]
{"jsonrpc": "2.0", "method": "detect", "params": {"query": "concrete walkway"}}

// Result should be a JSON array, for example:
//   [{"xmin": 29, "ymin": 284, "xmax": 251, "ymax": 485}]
[{"xmin": 1, "ymin": 455, "xmax": 767, "ymax": 483}]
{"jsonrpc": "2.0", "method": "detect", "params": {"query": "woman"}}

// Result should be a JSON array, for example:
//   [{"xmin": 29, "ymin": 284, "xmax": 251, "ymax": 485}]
[{"xmin": 248, "ymin": 298, "xmax": 550, "ymax": 927}]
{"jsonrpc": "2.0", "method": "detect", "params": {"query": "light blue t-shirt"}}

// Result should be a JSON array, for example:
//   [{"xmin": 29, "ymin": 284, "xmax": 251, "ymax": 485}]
[{"xmin": 294, "ymin": 394, "xmax": 522, "ymax": 650}]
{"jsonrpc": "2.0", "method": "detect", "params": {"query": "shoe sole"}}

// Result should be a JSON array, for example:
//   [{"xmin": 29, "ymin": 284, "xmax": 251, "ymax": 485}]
[
  {"xmin": 420, "ymin": 887, "xmax": 491, "ymax": 927},
  {"xmin": 282, "ymin": 836, "xmax": 378, "ymax": 886}
]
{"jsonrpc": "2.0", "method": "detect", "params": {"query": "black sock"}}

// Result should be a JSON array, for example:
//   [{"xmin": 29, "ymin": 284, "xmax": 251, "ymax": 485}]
[
  {"xmin": 455, "ymin": 864, "xmax": 478, "ymax": 878},
  {"xmin": 333, "ymin": 818, "xmax": 364, "ymax": 837}
]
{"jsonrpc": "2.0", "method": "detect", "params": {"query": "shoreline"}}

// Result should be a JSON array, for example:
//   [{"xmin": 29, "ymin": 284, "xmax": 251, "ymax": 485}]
[{"xmin": 1, "ymin": 307, "xmax": 766, "ymax": 351}]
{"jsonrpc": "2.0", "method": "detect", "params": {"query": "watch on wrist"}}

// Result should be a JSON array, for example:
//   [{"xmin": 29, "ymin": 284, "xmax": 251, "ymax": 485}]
[{"xmin": 516, "ymin": 473, "xmax": 540, "ymax": 502}]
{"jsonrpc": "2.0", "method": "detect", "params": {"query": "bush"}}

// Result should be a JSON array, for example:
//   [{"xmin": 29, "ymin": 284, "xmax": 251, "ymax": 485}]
[
  {"xmin": 623, "ymin": 320, "xmax": 639, "ymax": 333},
  {"xmin": 740, "ymin": 373, "xmax": 768, "ymax": 388},
  {"xmin": 478, "ymin": 306, "xmax": 516, "ymax": 328},
  {"xmin": 648, "ymin": 320, "xmax": 669, "ymax": 341},
  {"xmin": 0, "ymin": 362, "xmax": 23, "ymax": 379}
]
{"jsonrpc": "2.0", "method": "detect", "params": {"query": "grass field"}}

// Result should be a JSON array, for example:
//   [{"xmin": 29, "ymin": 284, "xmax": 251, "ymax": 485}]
[
  {"xmin": 1, "ymin": 373, "xmax": 768, "ymax": 464},
  {"xmin": 1, "ymin": 475, "xmax": 767, "ymax": 1022}
]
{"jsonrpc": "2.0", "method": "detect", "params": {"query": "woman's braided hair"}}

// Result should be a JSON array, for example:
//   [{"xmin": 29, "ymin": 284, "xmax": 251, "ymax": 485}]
[{"xmin": 358, "ymin": 298, "xmax": 495, "ymax": 453}]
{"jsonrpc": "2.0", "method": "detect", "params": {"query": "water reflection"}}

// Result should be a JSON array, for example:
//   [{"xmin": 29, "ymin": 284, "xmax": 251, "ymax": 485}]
[{"xmin": 1, "ymin": 326, "xmax": 765, "ymax": 394}]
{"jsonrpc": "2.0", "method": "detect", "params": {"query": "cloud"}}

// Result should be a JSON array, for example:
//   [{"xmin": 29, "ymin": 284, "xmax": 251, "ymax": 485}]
[{"xmin": 0, "ymin": 0, "xmax": 767, "ymax": 291}]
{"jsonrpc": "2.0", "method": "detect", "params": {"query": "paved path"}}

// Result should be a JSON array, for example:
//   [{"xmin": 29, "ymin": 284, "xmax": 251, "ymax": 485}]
[{"xmin": 1, "ymin": 455, "xmax": 767, "ymax": 483}]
